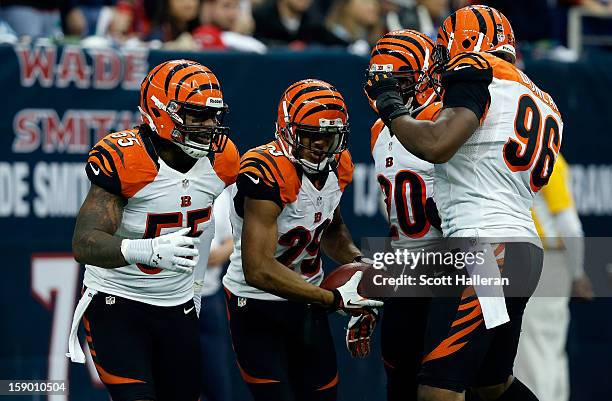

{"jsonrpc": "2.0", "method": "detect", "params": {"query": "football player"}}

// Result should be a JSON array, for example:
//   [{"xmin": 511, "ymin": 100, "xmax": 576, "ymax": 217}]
[
  {"xmin": 365, "ymin": 5, "xmax": 562, "ymax": 401},
  {"xmin": 362, "ymin": 29, "xmax": 443, "ymax": 401},
  {"xmin": 222, "ymin": 79, "xmax": 382, "ymax": 401},
  {"xmin": 68, "ymin": 60, "xmax": 240, "ymax": 401}
]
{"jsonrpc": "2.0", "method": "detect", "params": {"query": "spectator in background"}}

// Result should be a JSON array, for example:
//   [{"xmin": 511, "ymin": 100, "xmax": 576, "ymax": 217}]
[
  {"xmin": 147, "ymin": 0, "xmax": 201, "ymax": 49},
  {"xmin": 64, "ymin": 0, "xmax": 116, "ymax": 37},
  {"xmin": 198, "ymin": 187, "xmax": 235, "ymax": 401},
  {"xmin": 381, "ymin": 0, "xmax": 449, "ymax": 39},
  {"xmin": 108, "ymin": 0, "xmax": 156, "ymax": 40},
  {"xmin": 325, "ymin": 0, "xmax": 383, "ymax": 53},
  {"xmin": 577, "ymin": 0, "xmax": 612, "ymax": 12},
  {"xmin": 252, "ymin": 0, "xmax": 344, "ymax": 47},
  {"xmin": 194, "ymin": 0, "xmax": 266, "ymax": 52},
  {"xmin": 0, "ymin": 0, "xmax": 64, "ymax": 39}
]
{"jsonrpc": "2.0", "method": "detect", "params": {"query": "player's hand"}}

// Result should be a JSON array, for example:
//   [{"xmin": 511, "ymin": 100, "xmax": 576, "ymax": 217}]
[
  {"xmin": 121, "ymin": 228, "xmax": 200, "ymax": 274},
  {"xmin": 364, "ymin": 73, "xmax": 410, "ymax": 126},
  {"xmin": 572, "ymin": 274, "xmax": 594, "ymax": 300},
  {"xmin": 364, "ymin": 73, "xmax": 401, "ymax": 103},
  {"xmin": 332, "ymin": 271, "xmax": 384, "ymax": 311},
  {"xmin": 346, "ymin": 308, "xmax": 379, "ymax": 358}
]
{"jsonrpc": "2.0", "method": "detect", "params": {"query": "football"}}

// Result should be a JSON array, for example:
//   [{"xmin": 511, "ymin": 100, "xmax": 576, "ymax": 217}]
[{"xmin": 320, "ymin": 262, "xmax": 375, "ymax": 292}]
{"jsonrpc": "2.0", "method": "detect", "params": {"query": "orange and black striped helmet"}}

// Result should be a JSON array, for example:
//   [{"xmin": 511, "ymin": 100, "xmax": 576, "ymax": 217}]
[
  {"xmin": 139, "ymin": 59, "xmax": 229, "ymax": 158},
  {"xmin": 369, "ymin": 29, "xmax": 436, "ymax": 109},
  {"xmin": 276, "ymin": 79, "xmax": 349, "ymax": 173},
  {"xmin": 437, "ymin": 5, "xmax": 516, "ymax": 63}
]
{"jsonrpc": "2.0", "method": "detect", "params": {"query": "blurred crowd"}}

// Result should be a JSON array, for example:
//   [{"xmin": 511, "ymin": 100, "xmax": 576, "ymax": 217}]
[{"xmin": 0, "ymin": 0, "xmax": 611, "ymax": 56}]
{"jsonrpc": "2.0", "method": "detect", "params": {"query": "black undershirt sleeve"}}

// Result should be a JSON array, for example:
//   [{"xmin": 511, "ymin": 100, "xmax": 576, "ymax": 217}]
[{"xmin": 441, "ymin": 66, "xmax": 493, "ymax": 121}]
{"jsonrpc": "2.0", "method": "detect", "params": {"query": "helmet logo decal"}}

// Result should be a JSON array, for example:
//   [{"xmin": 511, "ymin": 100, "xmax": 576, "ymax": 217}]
[
  {"xmin": 167, "ymin": 101, "xmax": 179, "ymax": 113},
  {"xmin": 497, "ymin": 24, "xmax": 505, "ymax": 42},
  {"xmin": 319, "ymin": 118, "xmax": 343, "ymax": 127},
  {"xmin": 370, "ymin": 64, "xmax": 394, "ymax": 72},
  {"xmin": 206, "ymin": 97, "xmax": 224, "ymax": 107}
]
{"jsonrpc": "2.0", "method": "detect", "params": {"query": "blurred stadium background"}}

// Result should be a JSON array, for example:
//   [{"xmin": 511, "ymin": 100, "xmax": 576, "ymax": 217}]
[{"xmin": 0, "ymin": 0, "xmax": 611, "ymax": 400}]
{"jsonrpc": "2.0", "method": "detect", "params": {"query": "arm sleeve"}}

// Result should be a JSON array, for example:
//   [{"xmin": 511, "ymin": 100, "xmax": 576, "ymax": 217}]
[
  {"xmin": 441, "ymin": 61, "xmax": 493, "ymax": 121},
  {"xmin": 86, "ymin": 145, "xmax": 122, "ymax": 197},
  {"xmin": 554, "ymin": 208, "xmax": 585, "ymax": 278},
  {"xmin": 233, "ymin": 173, "xmax": 283, "ymax": 218},
  {"xmin": 211, "ymin": 188, "xmax": 233, "ymax": 249}
]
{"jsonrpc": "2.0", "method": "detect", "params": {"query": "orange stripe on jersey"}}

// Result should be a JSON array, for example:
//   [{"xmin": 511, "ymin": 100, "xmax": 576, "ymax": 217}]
[
  {"xmin": 447, "ymin": 52, "xmax": 491, "ymax": 72},
  {"xmin": 240, "ymin": 142, "xmax": 301, "ymax": 204},
  {"xmin": 414, "ymin": 102, "xmax": 443, "ymax": 122},
  {"xmin": 88, "ymin": 129, "xmax": 159, "ymax": 199},
  {"xmin": 213, "ymin": 138, "xmax": 240, "ymax": 186},
  {"xmin": 237, "ymin": 361, "xmax": 280, "ymax": 384},
  {"xmin": 94, "ymin": 362, "xmax": 146, "ymax": 385},
  {"xmin": 370, "ymin": 119, "xmax": 385, "ymax": 153},
  {"xmin": 482, "ymin": 52, "xmax": 561, "ymax": 117},
  {"xmin": 317, "ymin": 372, "xmax": 339, "ymax": 391},
  {"xmin": 452, "ymin": 301, "xmax": 482, "ymax": 327},
  {"xmin": 335, "ymin": 150, "xmax": 354, "ymax": 192},
  {"xmin": 422, "ymin": 318, "xmax": 483, "ymax": 363}
]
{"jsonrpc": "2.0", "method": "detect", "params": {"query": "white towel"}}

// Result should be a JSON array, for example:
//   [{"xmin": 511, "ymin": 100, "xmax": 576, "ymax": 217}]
[
  {"xmin": 66, "ymin": 288, "xmax": 97, "ymax": 363},
  {"xmin": 464, "ymin": 240, "xmax": 510, "ymax": 329}
]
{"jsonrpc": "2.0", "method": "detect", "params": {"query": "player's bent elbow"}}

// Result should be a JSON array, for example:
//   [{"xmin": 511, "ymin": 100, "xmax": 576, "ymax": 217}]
[
  {"xmin": 72, "ymin": 239, "xmax": 87, "ymax": 264},
  {"xmin": 421, "ymin": 147, "xmax": 452, "ymax": 164},
  {"xmin": 243, "ymin": 258, "xmax": 268, "ymax": 288}
]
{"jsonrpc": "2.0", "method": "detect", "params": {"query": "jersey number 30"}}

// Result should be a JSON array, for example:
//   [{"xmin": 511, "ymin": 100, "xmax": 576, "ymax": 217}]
[
  {"xmin": 503, "ymin": 95, "xmax": 561, "ymax": 192},
  {"xmin": 377, "ymin": 170, "xmax": 430, "ymax": 239}
]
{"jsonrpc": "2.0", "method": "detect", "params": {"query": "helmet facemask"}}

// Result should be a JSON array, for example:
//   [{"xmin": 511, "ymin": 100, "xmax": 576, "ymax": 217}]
[
  {"xmin": 167, "ymin": 101, "xmax": 229, "ymax": 158},
  {"xmin": 279, "ymin": 122, "xmax": 349, "ymax": 174}
]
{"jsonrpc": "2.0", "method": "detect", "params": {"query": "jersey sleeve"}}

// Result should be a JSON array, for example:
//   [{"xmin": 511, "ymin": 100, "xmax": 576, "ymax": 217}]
[
  {"xmin": 441, "ymin": 53, "xmax": 493, "ymax": 121},
  {"xmin": 335, "ymin": 150, "xmax": 354, "ymax": 191},
  {"xmin": 212, "ymin": 138, "xmax": 240, "ymax": 187},
  {"xmin": 370, "ymin": 119, "xmax": 385, "ymax": 154},
  {"xmin": 86, "ymin": 129, "xmax": 159, "ymax": 199},
  {"xmin": 86, "ymin": 139, "xmax": 123, "ymax": 196},
  {"xmin": 236, "ymin": 147, "xmax": 291, "ymax": 210}
]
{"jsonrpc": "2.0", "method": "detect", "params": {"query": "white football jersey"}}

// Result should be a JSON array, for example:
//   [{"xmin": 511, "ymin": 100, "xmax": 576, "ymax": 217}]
[
  {"xmin": 83, "ymin": 128, "xmax": 240, "ymax": 306},
  {"xmin": 371, "ymin": 103, "xmax": 443, "ymax": 252},
  {"xmin": 435, "ymin": 52, "xmax": 563, "ymax": 243},
  {"xmin": 223, "ymin": 141, "xmax": 354, "ymax": 301}
]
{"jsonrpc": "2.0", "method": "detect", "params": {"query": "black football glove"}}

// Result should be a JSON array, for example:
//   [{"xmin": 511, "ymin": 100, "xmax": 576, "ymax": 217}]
[{"xmin": 364, "ymin": 73, "xmax": 410, "ymax": 127}]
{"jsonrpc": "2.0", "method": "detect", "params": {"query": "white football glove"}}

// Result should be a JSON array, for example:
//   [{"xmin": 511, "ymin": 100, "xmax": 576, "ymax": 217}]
[
  {"xmin": 121, "ymin": 228, "xmax": 200, "ymax": 274},
  {"xmin": 346, "ymin": 308, "xmax": 379, "ymax": 358},
  {"xmin": 332, "ymin": 271, "xmax": 384, "ymax": 311}
]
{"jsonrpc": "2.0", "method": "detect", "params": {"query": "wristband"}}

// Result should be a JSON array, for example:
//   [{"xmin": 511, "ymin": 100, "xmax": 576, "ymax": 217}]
[
  {"xmin": 120, "ymin": 238, "xmax": 152, "ymax": 265},
  {"xmin": 376, "ymin": 91, "xmax": 410, "ymax": 127}
]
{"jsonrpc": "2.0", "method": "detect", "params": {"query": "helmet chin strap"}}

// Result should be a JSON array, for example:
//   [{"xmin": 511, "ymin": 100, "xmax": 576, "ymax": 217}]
[
  {"xmin": 299, "ymin": 156, "xmax": 331, "ymax": 175},
  {"xmin": 176, "ymin": 142, "xmax": 209, "ymax": 158}
]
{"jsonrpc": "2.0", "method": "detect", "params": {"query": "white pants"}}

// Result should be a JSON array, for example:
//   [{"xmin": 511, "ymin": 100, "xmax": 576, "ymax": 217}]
[{"xmin": 514, "ymin": 250, "xmax": 571, "ymax": 401}]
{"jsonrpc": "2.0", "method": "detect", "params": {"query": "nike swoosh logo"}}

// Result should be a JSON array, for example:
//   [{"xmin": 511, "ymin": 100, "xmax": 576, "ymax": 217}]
[
  {"xmin": 89, "ymin": 163, "xmax": 100, "ymax": 175},
  {"xmin": 184, "ymin": 306, "xmax": 194, "ymax": 315},
  {"xmin": 245, "ymin": 174, "xmax": 260, "ymax": 184},
  {"xmin": 453, "ymin": 65, "xmax": 471, "ymax": 71},
  {"xmin": 346, "ymin": 299, "xmax": 366, "ymax": 307}
]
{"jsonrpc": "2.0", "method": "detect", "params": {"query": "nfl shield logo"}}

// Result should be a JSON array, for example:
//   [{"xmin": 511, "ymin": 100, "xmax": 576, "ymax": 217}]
[
  {"xmin": 497, "ymin": 24, "xmax": 505, "ymax": 42},
  {"xmin": 105, "ymin": 296, "xmax": 116, "ymax": 305},
  {"xmin": 316, "ymin": 196, "xmax": 322, "ymax": 207},
  {"xmin": 238, "ymin": 297, "xmax": 247, "ymax": 307}
]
